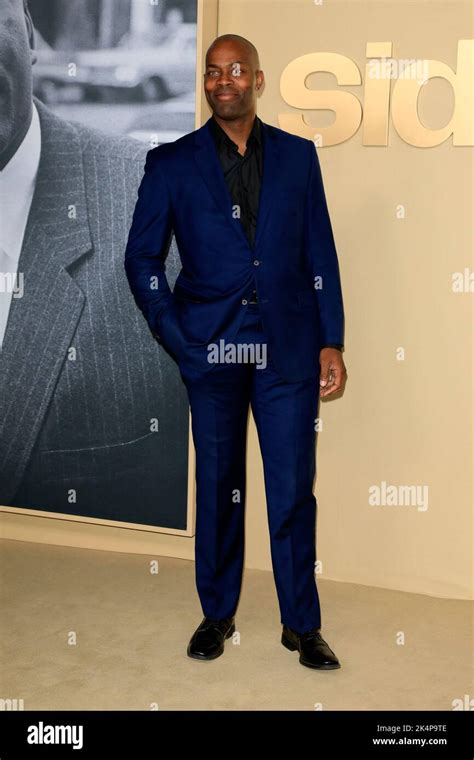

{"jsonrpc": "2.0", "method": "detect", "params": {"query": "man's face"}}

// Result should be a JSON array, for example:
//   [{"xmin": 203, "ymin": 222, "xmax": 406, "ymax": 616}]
[
  {"xmin": 0, "ymin": 0, "xmax": 35, "ymax": 157},
  {"xmin": 204, "ymin": 40, "xmax": 262, "ymax": 121}
]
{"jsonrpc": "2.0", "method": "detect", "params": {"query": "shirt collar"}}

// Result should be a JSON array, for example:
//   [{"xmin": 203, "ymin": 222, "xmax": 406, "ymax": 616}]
[{"xmin": 209, "ymin": 114, "xmax": 261, "ymax": 151}]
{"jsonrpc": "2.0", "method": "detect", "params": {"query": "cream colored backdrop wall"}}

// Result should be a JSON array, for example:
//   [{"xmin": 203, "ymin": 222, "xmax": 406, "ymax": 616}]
[
  {"xmin": 214, "ymin": 0, "xmax": 473, "ymax": 599},
  {"xmin": 1, "ymin": 0, "xmax": 471, "ymax": 602}
]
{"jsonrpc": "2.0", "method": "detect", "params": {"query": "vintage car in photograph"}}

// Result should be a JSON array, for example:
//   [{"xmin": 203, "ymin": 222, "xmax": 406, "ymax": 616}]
[{"xmin": 33, "ymin": 23, "xmax": 196, "ymax": 104}]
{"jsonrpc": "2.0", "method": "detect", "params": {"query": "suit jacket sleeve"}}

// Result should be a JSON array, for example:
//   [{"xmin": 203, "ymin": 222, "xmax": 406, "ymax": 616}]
[
  {"xmin": 304, "ymin": 140, "xmax": 345, "ymax": 347},
  {"xmin": 124, "ymin": 148, "xmax": 175, "ymax": 339}
]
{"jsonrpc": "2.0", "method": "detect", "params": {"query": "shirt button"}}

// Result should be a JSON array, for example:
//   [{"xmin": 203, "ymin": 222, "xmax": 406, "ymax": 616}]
[
  {"xmin": 253, "ymin": 259, "xmax": 260, "ymax": 266},
  {"xmin": 241, "ymin": 299, "xmax": 248, "ymax": 305}
]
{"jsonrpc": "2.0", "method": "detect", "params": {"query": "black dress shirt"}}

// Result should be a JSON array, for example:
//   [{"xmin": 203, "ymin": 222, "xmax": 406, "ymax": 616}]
[{"xmin": 208, "ymin": 115, "xmax": 343, "ymax": 352}]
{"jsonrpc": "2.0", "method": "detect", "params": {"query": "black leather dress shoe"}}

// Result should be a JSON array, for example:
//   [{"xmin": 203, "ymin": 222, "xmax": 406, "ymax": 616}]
[
  {"xmin": 187, "ymin": 616, "xmax": 235, "ymax": 660},
  {"xmin": 281, "ymin": 625, "xmax": 341, "ymax": 669}
]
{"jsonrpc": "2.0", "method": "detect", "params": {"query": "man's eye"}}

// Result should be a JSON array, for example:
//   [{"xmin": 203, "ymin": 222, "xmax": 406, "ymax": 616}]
[{"xmin": 206, "ymin": 71, "xmax": 219, "ymax": 77}]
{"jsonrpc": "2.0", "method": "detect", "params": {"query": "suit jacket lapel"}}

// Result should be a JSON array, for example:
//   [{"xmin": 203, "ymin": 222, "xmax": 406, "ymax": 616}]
[
  {"xmin": 192, "ymin": 116, "xmax": 281, "ymax": 252},
  {"xmin": 253, "ymin": 120, "xmax": 280, "ymax": 251},
  {"xmin": 0, "ymin": 97, "xmax": 92, "ymax": 502}
]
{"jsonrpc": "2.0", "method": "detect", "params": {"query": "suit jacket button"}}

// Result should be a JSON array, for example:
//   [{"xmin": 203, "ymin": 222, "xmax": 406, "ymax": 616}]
[{"xmin": 241, "ymin": 299, "xmax": 248, "ymax": 305}]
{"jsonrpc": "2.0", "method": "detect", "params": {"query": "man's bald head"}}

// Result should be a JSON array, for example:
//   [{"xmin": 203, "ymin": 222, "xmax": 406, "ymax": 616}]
[{"xmin": 206, "ymin": 34, "xmax": 260, "ymax": 70}]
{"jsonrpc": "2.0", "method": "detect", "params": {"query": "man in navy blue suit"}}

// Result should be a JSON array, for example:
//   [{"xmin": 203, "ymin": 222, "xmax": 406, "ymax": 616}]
[{"xmin": 125, "ymin": 34, "xmax": 347, "ymax": 669}]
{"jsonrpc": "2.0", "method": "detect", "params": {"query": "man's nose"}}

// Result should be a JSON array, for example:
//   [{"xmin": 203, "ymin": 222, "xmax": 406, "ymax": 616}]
[{"xmin": 215, "ymin": 70, "xmax": 234, "ymax": 87}]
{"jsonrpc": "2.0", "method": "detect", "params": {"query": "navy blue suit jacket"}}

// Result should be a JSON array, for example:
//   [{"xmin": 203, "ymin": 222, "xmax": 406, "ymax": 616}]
[{"xmin": 124, "ymin": 116, "xmax": 344, "ymax": 383}]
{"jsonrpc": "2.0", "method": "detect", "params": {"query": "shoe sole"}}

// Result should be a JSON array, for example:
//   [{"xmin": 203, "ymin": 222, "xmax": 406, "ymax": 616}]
[
  {"xmin": 281, "ymin": 633, "xmax": 341, "ymax": 669},
  {"xmin": 187, "ymin": 623, "xmax": 235, "ymax": 660}
]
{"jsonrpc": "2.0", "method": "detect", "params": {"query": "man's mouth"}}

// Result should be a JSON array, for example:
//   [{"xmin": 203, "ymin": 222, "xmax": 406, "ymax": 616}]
[{"xmin": 215, "ymin": 92, "xmax": 238, "ymax": 100}]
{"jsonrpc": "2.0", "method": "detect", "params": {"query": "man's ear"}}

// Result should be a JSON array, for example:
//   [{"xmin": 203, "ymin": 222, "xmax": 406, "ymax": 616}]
[{"xmin": 24, "ymin": 7, "xmax": 37, "ymax": 66}]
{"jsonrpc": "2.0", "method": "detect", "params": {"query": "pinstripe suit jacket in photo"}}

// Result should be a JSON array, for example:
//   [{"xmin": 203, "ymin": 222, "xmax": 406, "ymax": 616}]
[{"xmin": 0, "ymin": 96, "xmax": 189, "ymax": 529}]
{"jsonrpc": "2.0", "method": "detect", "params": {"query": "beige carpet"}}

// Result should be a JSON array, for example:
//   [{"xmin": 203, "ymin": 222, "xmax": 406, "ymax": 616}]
[{"xmin": 1, "ymin": 538, "xmax": 471, "ymax": 711}]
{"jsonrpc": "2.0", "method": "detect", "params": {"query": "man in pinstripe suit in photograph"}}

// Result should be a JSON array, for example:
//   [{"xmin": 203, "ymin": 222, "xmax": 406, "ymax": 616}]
[{"xmin": 0, "ymin": 0, "xmax": 189, "ymax": 528}]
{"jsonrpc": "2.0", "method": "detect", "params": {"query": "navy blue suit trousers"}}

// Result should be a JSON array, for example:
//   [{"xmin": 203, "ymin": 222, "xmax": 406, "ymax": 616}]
[{"xmin": 180, "ymin": 302, "xmax": 321, "ymax": 633}]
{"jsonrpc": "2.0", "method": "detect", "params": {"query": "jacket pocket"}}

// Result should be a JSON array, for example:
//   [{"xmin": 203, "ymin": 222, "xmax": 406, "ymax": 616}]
[
  {"xmin": 173, "ymin": 285, "xmax": 203, "ymax": 303},
  {"xmin": 39, "ymin": 432, "xmax": 158, "ymax": 482}
]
